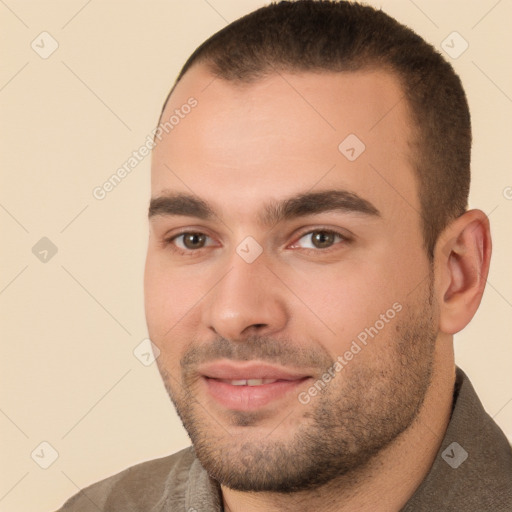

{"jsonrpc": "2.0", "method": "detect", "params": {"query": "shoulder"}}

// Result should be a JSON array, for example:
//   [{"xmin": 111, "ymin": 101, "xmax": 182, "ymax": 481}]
[
  {"xmin": 403, "ymin": 368, "xmax": 512, "ymax": 511},
  {"xmin": 55, "ymin": 446, "xmax": 197, "ymax": 512}
]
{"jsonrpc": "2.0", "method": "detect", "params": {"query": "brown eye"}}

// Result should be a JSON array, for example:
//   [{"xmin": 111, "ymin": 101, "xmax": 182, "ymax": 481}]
[
  {"xmin": 311, "ymin": 231, "xmax": 336, "ymax": 249},
  {"xmin": 181, "ymin": 233, "xmax": 207, "ymax": 249},
  {"xmin": 165, "ymin": 232, "xmax": 214, "ymax": 253},
  {"xmin": 293, "ymin": 229, "xmax": 346, "ymax": 250}
]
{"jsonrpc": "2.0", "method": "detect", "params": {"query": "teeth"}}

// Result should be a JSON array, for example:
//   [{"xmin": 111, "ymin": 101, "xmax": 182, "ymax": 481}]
[
  {"xmin": 226, "ymin": 379, "xmax": 278, "ymax": 386},
  {"xmin": 230, "ymin": 380, "xmax": 248, "ymax": 386},
  {"xmin": 248, "ymin": 379, "xmax": 277, "ymax": 386}
]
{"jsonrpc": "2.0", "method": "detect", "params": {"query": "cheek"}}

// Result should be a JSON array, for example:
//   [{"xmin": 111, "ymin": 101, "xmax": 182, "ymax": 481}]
[
  {"xmin": 145, "ymin": 251, "xmax": 199, "ymax": 316},
  {"xmin": 287, "ymin": 261, "xmax": 402, "ymax": 354},
  {"xmin": 144, "ymin": 263, "xmax": 187, "ymax": 378},
  {"xmin": 144, "ymin": 252, "xmax": 167, "ymax": 329},
  {"xmin": 144, "ymin": 252, "xmax": 190, "ymax": 340},
  {"xmin": 144, "ymin": 252, "xmax": 216, "ymax": 371}
]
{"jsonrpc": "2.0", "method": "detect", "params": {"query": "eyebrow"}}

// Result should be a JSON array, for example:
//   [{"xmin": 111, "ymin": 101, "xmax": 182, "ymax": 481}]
[{"xmin": 148, "ymin": 189, "xmax": 381, "ymax": 227}]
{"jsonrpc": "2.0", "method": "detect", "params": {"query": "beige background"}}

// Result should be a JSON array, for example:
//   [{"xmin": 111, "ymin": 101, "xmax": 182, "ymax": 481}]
[{"xmin": 1, "ymin": 1, "xmax": 511, "ymax": 510}]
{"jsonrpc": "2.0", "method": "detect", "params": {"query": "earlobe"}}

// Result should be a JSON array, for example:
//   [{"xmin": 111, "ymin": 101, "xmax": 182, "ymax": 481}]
[{"xmin": 436, "ymin": 210, "xmax": 492, "ymax": 335}]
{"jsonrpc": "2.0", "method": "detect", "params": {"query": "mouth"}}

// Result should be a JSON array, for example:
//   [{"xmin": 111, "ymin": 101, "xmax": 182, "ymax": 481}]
[
  {"xmin": 198, "ymin": 361, "xmax": 313, "ymax": 411},
  {"xmin": 215, "ymin": 378, "xmax": 283, "ymax": 386}
]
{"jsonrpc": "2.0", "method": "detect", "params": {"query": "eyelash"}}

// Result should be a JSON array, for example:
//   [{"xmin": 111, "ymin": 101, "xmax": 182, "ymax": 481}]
[{"xmin": 162, "ymin": 228, "xmax": 350, "ymax": 256}]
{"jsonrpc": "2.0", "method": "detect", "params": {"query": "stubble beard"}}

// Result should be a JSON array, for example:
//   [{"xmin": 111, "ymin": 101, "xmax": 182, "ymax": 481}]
[{"xmin": 157, "ymin": 281, "xmax": 437, "ymax": 493}]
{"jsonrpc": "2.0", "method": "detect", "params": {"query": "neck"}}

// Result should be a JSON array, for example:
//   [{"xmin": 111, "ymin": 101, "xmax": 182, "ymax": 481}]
[{"xmin": 221, "ymin": 341, "xmax": 455, "ymax": 512}]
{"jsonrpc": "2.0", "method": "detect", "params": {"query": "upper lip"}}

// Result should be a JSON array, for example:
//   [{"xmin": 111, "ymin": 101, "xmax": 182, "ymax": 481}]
[{"xmin": 198, "ymin": 361, "xmax": 312, "ymax": 381}]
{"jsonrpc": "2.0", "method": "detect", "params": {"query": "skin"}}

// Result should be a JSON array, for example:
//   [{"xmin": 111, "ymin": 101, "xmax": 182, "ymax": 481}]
[{"xmin": 144, "ymin": 64, "xmax": 491, "ymax": 511}]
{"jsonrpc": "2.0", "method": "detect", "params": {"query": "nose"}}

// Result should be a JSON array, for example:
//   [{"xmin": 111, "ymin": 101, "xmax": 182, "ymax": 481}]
[{"xmin": 202, "ymin": 251, "xmax": 288, "ymax": 341}]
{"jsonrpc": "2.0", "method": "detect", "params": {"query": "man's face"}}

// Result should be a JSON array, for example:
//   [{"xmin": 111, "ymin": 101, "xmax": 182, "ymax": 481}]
[{"xmin": 144, "ymin": 65, "xmax": 438, "ymax": 491}]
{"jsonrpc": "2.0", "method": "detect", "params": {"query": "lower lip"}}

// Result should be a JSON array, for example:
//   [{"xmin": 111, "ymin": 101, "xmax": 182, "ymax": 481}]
[{"xmin": 203, "ymin": 377, "xmax": 310, "ymax": 411}]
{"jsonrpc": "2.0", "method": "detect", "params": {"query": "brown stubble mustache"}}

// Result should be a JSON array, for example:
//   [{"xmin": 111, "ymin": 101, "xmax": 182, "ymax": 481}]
[
  {"xmin": 174, "ymin": 335, "xmax": 336, "ymax": 429},
  {"xmin": 179, "ymin": 335, "xmax": 335, "ymax": 382}
]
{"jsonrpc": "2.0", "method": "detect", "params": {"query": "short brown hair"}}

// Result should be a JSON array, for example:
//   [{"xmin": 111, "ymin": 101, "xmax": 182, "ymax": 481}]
[{"xmin": 160, "ymin": 0, "xmax": 471, "ymax": 259}]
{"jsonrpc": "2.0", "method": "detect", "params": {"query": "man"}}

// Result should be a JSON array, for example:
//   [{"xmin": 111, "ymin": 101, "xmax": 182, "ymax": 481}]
[{"xmin": 56, "ymin": 1, "xmax": 512, "ymax": 510}]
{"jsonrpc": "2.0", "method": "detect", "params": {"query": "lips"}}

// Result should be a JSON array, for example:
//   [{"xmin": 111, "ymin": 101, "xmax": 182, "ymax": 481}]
[
  {"xmin": 198, "ymin": 361, "xmax": 312, "ymax": 411},
  {"xmin": 199, "ymin": 361, "xmax": 310, "ymax": 381}
]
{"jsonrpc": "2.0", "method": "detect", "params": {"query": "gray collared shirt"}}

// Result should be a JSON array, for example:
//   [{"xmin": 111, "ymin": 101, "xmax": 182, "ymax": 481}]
[{"xmin": 56, "ymin": 367, "xmax": 512, "ymax": 511}]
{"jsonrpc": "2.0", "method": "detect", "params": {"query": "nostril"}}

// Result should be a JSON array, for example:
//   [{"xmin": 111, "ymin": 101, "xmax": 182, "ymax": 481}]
[{"xmin": 242, "ymin": 324, "xmax": 267, "ymax": 336}]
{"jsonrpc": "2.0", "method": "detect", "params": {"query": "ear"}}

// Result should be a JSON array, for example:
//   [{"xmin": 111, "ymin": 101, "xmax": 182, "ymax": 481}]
[{"xmin": 434, "ymin": 209, "xmax": 492, "ymax": 335}]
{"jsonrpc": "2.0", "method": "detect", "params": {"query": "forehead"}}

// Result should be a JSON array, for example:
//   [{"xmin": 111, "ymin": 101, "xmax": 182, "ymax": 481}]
[{"xmin": 151, "ymin": 64, "xmax": 419, "ymax": 223}]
